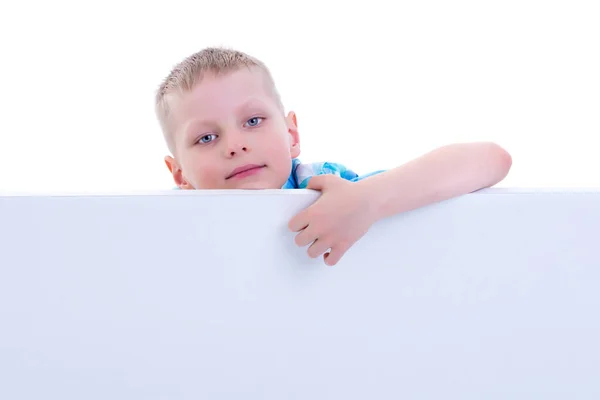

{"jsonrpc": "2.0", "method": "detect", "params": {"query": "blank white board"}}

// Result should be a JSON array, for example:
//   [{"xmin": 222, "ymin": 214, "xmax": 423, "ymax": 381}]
[{"xmin": 1, "ymin": 188, "xmax": 599, "ymax": 399}]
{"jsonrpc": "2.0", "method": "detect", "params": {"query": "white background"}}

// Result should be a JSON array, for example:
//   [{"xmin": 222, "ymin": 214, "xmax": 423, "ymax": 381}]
[{"xmin": 0, "ymin": 0, "xmax": 598, "ymax": 193}]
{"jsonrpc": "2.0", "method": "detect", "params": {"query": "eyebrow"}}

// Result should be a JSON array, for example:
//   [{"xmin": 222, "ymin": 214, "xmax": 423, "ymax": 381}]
[
  {"xmin": 235, "ymin": 98, "xmax": 269, "ymax": 114},
  {"xmin": 181, "ymin": 119, "xmax": 211, "ymax": 142}
]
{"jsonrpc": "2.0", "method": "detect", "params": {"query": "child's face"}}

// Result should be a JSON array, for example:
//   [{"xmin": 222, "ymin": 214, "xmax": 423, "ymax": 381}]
[{"xmin": 164, "ymin": 67, "xmax": 300, "ymax": 190}]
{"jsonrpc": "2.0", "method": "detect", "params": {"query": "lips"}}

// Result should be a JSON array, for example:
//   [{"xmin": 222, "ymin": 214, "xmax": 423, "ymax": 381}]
[{"xmin": 226, "ymin": 164, "xmax": 266, "ymax": 179}]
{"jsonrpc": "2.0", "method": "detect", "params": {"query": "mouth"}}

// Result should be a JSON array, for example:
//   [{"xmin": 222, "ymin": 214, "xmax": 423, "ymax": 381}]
[{"xmin": 226, "ymin": 164, "xmax": 266, "ymax": 179}]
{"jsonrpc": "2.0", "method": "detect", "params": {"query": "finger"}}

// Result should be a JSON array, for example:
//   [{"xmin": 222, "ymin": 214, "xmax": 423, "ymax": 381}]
[
  {"xmin": 294, "ymin": 225, "xmax": 317, "ymax": 247},
  {"xmin": 323, "ymin": 241, "xmax": 351, "ymax": 266},
  {"xmin": 306, "ymin": 175, "xmax": 329, "ymax": 190},
  {"xmin": 307, "ymin": 238, "xmax": 331, "ymax": 259},
  {"xmin": 307, "ymin": 174, "xmax": 340, "ymax": 191},
  {"xmin": 288, "ymin": 211, "xmax": 309, "ymax": 232}
]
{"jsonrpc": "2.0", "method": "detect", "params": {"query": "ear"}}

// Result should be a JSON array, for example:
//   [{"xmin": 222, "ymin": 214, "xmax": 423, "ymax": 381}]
[
  {"xmin": 285, "ymin": 111, "xmax": 301, "ymax": 158},
  {"xmin": 164, "ymin": 156, "xmax": 194, "ymax": 190}
]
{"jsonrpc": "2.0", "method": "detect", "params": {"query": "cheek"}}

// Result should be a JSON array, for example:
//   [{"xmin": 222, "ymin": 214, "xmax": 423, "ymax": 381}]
[
  {"xmin": 196, "ymin": 161, "xmax": 222, "ymax": 183},
  {"xmin": 264, "ymin": 130, "xmax": 292, "ymax": 154},
  {"xmin": 263, "ymin": 134, "xmax": 294, "ymax": 171},
  {"xmin": 182, "ymin": 152, "xmax": 223, "ymax": 186}
]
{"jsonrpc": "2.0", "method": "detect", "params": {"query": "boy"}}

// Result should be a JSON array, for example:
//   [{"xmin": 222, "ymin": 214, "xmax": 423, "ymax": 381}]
[{"xmin": 155, "ymin": 47, "xmax": 512, "ymax": 266}]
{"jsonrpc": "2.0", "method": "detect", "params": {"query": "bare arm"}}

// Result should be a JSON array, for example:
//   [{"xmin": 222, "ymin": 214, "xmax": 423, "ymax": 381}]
[{"xmin": 357, "ymin": 142, "xmax": 513, "ymax": 221}]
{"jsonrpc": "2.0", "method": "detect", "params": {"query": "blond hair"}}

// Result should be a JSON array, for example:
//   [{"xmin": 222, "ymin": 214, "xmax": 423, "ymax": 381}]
[{"xmin": 155, "ymin": 47, "xmax": 283, "ymax": 154}]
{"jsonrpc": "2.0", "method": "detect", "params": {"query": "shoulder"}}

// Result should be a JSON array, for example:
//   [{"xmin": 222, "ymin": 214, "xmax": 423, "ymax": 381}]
[{"xmin": 291, "ymin": 159, "xmax": 385, "ymax": 188}]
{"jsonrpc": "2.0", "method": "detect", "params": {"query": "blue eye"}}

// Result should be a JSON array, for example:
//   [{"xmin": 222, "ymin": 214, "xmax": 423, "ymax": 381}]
[
  {"xmin": 198, "ymin": 134, "xmax": 217, "ymax": 144},
  {"xmin": 245, "ymin": 117, "xmax": 263, "ymax": 127}
]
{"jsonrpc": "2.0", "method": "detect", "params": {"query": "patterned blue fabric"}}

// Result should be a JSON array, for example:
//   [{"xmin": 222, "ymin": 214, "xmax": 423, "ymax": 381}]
[{"xmin": 281, "ymin": 158, "xmax": 385, "ymax": 189}]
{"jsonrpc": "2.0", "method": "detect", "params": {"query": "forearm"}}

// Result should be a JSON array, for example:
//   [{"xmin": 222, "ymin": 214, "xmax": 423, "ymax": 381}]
[{"xmin": 358, "ymin": 142, "xmax": 513, "ymax": 221}]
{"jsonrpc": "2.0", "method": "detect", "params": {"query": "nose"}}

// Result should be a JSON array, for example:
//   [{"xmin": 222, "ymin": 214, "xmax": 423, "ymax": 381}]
[
  {"xmin": 224, "ymin": 131, "xmax": 250, "ymax": 157},
  {"xmin": 225, "ymin": 142, "xmax": 249, "ymax": 157}
]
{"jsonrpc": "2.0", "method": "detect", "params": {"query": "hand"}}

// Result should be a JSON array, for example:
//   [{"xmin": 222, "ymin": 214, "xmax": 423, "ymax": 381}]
[{"xmin": 288, "ymin": 174, "xmax": 378, "ymax": 266}]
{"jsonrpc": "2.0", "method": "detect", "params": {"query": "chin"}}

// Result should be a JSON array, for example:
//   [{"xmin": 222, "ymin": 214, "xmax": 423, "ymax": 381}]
[{"xmin": 233, "ymin": 181, "xmax": 276, "ymax": 190}]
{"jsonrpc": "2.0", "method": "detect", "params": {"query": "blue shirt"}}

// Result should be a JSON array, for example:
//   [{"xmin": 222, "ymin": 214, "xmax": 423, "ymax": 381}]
[{"xmin": 282, "ymin": 158, "xmax": 385, "ymax": 189}]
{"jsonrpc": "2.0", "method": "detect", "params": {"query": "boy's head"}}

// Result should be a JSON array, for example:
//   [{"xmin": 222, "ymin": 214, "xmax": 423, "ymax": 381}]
[{"xmin": 155, "ymin": 47, "xmax": 300, "ymax": 190}]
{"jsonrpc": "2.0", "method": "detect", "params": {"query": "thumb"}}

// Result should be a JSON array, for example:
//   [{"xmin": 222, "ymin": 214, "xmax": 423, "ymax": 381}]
[{"xmin": 306, "ymin": 174, "xmax": 334, "ymax": 190}]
